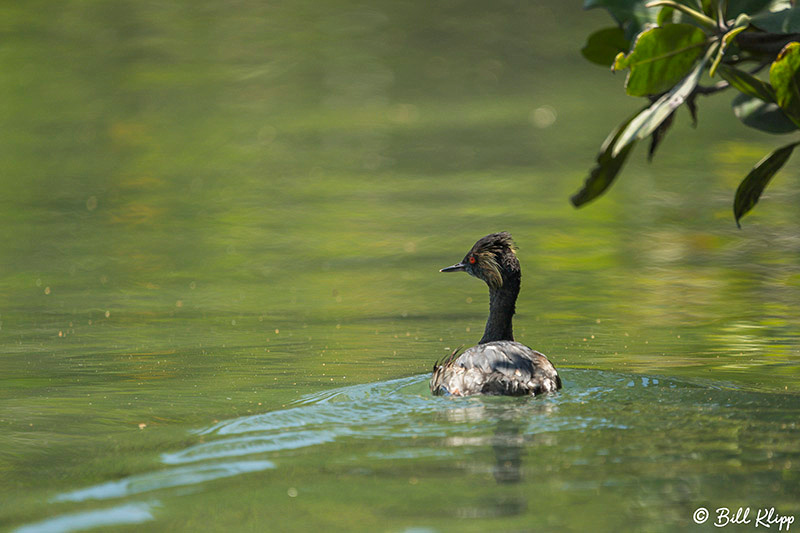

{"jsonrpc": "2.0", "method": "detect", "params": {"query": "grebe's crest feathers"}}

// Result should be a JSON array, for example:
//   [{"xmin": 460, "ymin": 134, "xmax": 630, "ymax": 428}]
[{"xmin": 470, "ymin": 232, "xmax": 516, "ymax": 256}]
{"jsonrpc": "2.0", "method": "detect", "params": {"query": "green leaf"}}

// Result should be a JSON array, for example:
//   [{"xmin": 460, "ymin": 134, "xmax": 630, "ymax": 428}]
[
  {"xmin": 769, "ymin": 42, "xmax": 800, "ymax": 126},
  {"xmin": 612, "ymin": 44, "xmax": 714, "ymax": 157},
  {"xmin": 732, "ymin": 93, "xmax": 798, "ymax": 133},
  {"xmin": 733, "ymin": 141, "xmax": 800, "ymax": 227},
  {"xmin": 613, "ymin": 24, "xmax": 708, "ymax": 97},
  {"xmin": 571, "ymin": 110, "xmax": 643, "ymax": 207},
  {"xmin": 751, "ymin": 7, "xmax": 800, "ymax": 33},
  {"xmin": 657, "ymin": 5, "xmax": 676, "ymax": 25},
  {"xmin": 582, "ymin": 27, "xmax": 631, "ymax": 66},
  {"xmin": 716, "ymin": 63, "xmax": 776, "ymax": 102}
]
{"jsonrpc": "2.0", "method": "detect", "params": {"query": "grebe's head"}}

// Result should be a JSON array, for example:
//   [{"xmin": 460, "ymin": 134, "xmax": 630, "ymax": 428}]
[{"xmin": 440, "ymin": 232, "xmax": 519, "ymax": 290}]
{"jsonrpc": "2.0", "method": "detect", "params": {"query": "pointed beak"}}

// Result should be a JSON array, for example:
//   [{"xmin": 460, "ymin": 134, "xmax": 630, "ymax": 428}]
[{"xmin": 440, "ymin": 262, "xmax": 466, "ymax": 273}]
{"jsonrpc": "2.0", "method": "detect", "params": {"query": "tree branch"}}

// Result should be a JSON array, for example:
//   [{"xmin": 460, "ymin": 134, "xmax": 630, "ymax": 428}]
[{"xmin": 695, "ymin": 81, "xmax": 730, "ymax": 95}]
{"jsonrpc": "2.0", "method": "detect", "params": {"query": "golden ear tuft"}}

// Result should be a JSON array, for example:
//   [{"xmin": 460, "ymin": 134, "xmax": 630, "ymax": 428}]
[{"xmin": 478, "ymin": 252, "xmax": 503, "ymax": 289}]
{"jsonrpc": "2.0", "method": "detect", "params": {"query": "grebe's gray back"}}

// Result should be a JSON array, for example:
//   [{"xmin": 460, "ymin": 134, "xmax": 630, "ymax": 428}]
[{"xmin": 430, "ymin": 232, "xmax": 561, "ymax": 397}]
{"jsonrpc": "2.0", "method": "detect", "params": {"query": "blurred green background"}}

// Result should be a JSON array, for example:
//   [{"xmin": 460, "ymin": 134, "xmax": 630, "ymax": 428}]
[{"xmin": 1, "ymin": 1, "xmax": 799, "ymax": 531}]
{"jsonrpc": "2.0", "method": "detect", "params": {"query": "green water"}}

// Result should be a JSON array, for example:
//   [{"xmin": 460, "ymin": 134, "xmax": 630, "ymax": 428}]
[{"xmin": 2, "ymin": 1, "xmax": 799, "ymax": 531}]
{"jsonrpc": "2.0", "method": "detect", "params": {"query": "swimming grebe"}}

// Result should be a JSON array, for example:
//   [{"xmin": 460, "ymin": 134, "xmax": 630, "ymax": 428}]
[{"xmin": 430, "ymin": 232, "xmax": 562, "ymax": 396}]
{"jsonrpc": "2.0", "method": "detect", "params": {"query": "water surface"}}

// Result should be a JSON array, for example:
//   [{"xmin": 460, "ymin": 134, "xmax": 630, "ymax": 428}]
[
  {"xmin": 13, "ymin": 371, "xmax": 800, "ymax": 532},
  {"xmin": 1, "ymin": 0, "xmax": 799, "ymax": 531}
]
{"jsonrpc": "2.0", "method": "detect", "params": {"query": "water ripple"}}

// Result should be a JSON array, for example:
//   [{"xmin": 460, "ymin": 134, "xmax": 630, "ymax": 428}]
[
  {"xmin": 165, "ymin": 371, "xmax": 629, "ymax": 465},
  {"xmin": 34, "ymin": 368, "xmax": 789, "ymax": 532},
  {"xmin": 162, "ymin": 430, "xmax": 347, "ymax": 464},
  {"xmin": 54, "ymin": 461, "xmax": 275, "ymax": 502},
  {"xmin": 14, "ymin": 502, "xmax": 157, "ymax": 533}
]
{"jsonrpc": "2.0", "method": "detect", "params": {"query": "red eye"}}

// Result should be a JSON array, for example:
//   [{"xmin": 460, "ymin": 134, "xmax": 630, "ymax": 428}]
[{"xmin": 468, "ymin": 256, "xmax": 476, "ymax": 265}]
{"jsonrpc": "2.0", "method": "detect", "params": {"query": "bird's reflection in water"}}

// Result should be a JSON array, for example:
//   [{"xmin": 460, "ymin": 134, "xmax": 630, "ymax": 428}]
[
  {"xmin": 437, "ymin": 399, "xmax": 557, "ymax": 518},
  {"xmin": 492, "ymin": 420, "xmax": 523, "ymax": 484}
]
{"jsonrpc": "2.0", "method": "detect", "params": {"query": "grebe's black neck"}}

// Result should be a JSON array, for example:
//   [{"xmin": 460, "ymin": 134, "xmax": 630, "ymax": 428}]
[{"xmin": 479, "ymin": 272, "xmax": 519, "ymax": 344}]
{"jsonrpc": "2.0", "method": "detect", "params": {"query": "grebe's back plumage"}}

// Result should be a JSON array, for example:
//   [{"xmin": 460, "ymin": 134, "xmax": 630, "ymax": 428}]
[{"xmin": 430, "ymin": 232, "xmax": 561, "ymax": 397}]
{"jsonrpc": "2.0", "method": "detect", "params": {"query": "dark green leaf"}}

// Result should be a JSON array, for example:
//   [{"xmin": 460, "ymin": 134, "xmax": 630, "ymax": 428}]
[
  {"xmin": 686, "ymin": 96, "xmax": 698, "ymax": 126},
  {"xmin": 571, "ymin": 111, "xmax": 643, "ymax": 207},
  {"xmin": 733, "ymin": 141, "xmax": 800, "ymax": 227},
  {"xmin": 612, "ymin": 46, "xmax": 713, "ymax": 156},
  {"xmin": 643, "ymin": 1, "xmax": 717, "ymax": 29},
  {"xmin": 727, "ymin": 0, "xmax": 780, "ymax": 18},
  {"xmin": 582, "ymin": 27, "xmax": 630, "ymax": 66},
  {"xmin": 584, "ymin": 0, "xmax": 637, "ymax": 25},
  {"xmin": 716, "ymin": 63, "xmax": 776, "ymax": 102},
  {"xmin": 614, "ymin": 24, "xmax": 708, "ymax": 97},
  {"xmin": 732, "ymin": 93, "xmax": 799, "ymax": 133},
  {"xmin": 769, "ymin": 41, "xmax": 800, "ymax": 126},
  {"xmin": 736, "ymin": 32, "xmax": 800, "ymax": 57},
  {"xmin": 648, "ymin": 110, "xmax": 675, "ymax": 161},
  {"xmin": 751, "ymin": 7, "xmax": 800, "ymax": 34},
  {"xmin": 583, "ymin": 0, "xmax": 660, "ymax": 38}
]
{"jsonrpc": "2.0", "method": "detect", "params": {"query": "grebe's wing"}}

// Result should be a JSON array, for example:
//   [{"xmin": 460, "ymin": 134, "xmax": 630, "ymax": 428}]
[{"xmin": 455, "ymin": 341, "xmax": 561, "ymax": 396}]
